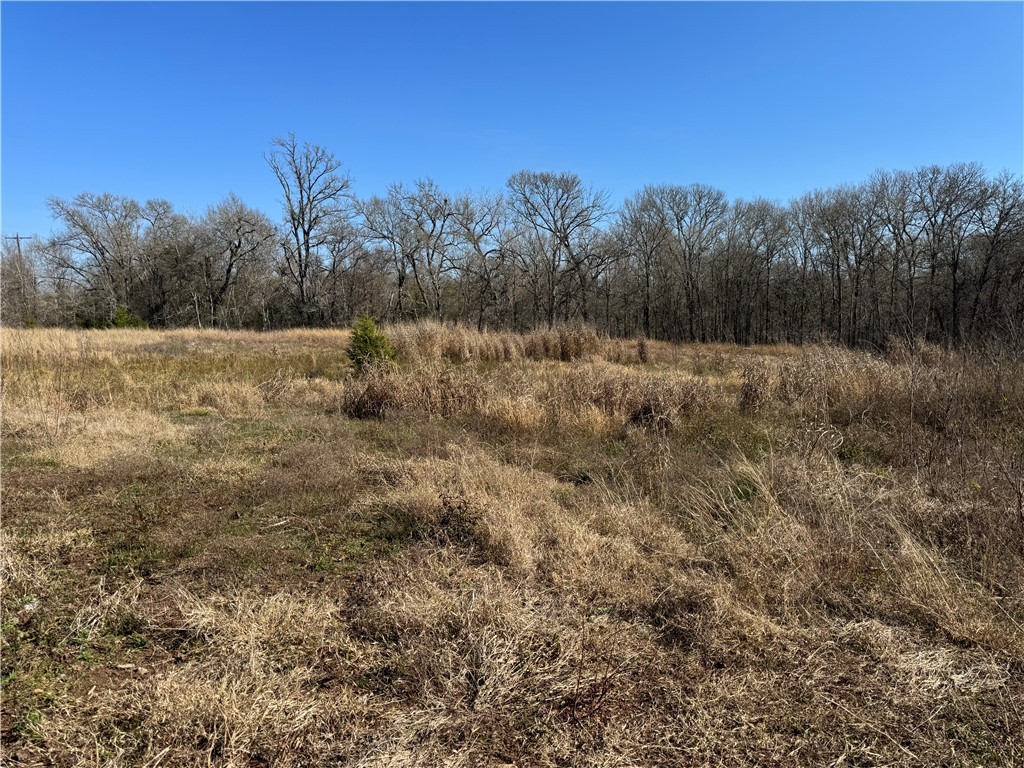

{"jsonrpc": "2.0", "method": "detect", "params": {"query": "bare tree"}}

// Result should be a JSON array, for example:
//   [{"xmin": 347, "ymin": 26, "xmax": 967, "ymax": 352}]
[
  {"xmin": 662, "ymin": 184, "xmax": 729, "ymax": 341},
  {"xmin": 506, "ymin": 171, "xmax": 609, "ymax": 328},
  {"xmin": 397, "ymin": 179, "xmax": 459, "ymax": 320},
  {"xmin": 967, "ymin": 172, "xmax": 1024, "ymax": 340},
  {"xmin": 735, "ymin": 198, "xmax": 792, "ymax": 343},
  {"xmin": 1, "ymin": 237, "xmax": 42, "ymax": 326},
  {"xmin": 359, "ymin": 189, "xmax": 420, "ymax": 320},
  {"xmin": 200, "ymin": 195, "xmax": 276, "ymax": 328},
  {"xmin": 872, "ymin": 169, "xmax": 927, "ymax": 340},
  {"xmin": 267, "ymin": 133, "xmax": 352, "ymax": 323},
  {"xmin": 911, "ymin": 163, "xmax": 987, "ymax": 341},
  {"xmin": 620, "ymin": 187, "xmax": 673, "ymax": 337},
  {"xmin": 453, "ymin": 191, "xmax": 512, "ymax": 330},
  {"xmin": 138, "ymin": 201, "xmax": 202, "ymax": 326},
  {"xmin": 320, "ymin": 218, "xmax": 370, "ymax": 325},
  {"xmin": 20, "ymin": 155, "xmax": 1024, "ymax": 347},
  {"xmin": 46, "ymin": 193, "xmax": 147, "ymax": 320}
]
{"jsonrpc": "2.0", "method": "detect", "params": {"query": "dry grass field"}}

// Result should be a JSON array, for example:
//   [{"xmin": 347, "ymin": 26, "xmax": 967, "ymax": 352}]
[{"xmin": 2, "ymin": 323, "xmax": 1023, "ymax": 767}]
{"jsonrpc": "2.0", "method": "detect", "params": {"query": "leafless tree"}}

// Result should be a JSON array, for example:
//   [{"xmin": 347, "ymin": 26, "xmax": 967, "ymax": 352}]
[
  {"xmin": 662, "ymin": 184, "xmax": 729, "ymax": 341},
  {"xmin": 46, "ymin": 193, "xmax": 146, "ymax": 319},
  {"xmin": 267, "ymin": 133, "xmax": 353, "ymax": 323},
  {"xmin": 911, "ymin": 163, "xmax": 987, "ymax": 341},
  {"xmin": 966, "ymin": 172, "xmax": 1024, "ymax": 340},
  {"xmin": 620, "ymin": 187, "xmax": 673, "ymax": 337},
  {"xmin": 506, "ymin": 171, "xmax": 609, "ymax": 328},
  {"xmin": 359, "ymin": 188, "xmax": 421, "ymax": 320},
  {"xmin": 21, "ymin": 156, "xmax": 1024, "ymax": 346},
  {"xmin": 138, "ymin": 201, "xmax": 202, "ymax": 326},
  {"xmin": 396, "ymin": 179, "xmax": 459, "ymax": 320},
  {"xmin": 452, "ymin": 191, "xmax": 513, "ymax": 330},
  {"xmin": 200, "ymin": 195, "xmax": 277, "ymax": 328},
  {"xmin": 1, "ymin": 237, "xmax": 42, "ymax": 326}
]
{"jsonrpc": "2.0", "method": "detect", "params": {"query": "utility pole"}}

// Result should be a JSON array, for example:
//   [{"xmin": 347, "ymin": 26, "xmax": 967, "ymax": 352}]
[
  {"xmin": 3, "ymin": 233, "xmax": 28, "ymax": 260},
  {"xmin": 2, "ymin": 233, "xmax": 37, "ymax": 325}
]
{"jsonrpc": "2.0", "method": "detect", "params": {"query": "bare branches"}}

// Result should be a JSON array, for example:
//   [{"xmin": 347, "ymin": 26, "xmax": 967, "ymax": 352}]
[
  {"xmin": 14, "ymin": 154, "xmax": 1024, "ymax": 343},
  {"xmin": 267, "ymin": 133, "xmax": 353, "ymax": 321},
  {"xmin": 507, "ymin": 171, "xmax": 611, "ymax": 327}
]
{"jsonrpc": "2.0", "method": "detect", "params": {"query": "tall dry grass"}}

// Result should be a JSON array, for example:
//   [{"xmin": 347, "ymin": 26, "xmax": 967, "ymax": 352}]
[
  {"xmin": 342, "ymin": 360, "xmax": 724, "ymax": 438},
  {"xmin": 384, "ymin": 320, "xmax": 648, "ymax": 366},
  {"xmin": 2, "ymin": 326, "xmax": 1022, "ymax": 767}
]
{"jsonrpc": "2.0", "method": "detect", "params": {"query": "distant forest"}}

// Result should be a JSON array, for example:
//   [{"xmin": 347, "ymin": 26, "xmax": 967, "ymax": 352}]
[{"xmin": 3, "ymin": 134, "xmax": 1022, "ymax": 348}]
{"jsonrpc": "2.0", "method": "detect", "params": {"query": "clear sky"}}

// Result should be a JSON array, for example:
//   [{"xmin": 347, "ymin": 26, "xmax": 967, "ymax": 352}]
[{"xmin": 2, "ymin": 1, "xmax": 1022, "ymax": 239}]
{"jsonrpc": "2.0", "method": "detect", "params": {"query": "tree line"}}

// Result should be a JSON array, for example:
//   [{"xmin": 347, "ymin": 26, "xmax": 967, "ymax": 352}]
[{"xmin": 3, "ymin": 133, "xmax": 1022, "ymax": 348}]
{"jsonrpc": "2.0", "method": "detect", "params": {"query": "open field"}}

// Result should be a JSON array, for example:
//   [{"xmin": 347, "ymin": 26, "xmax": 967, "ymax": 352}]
[{"xmin": 2, "ymin": 324, "xmax": 1023, "ymax": 767}]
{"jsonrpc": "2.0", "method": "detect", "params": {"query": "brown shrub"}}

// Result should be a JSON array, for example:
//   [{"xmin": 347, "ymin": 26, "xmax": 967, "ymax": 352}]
[
  {"xmin": 341, "ymin": 362, "xmax": 401, "ymax": 418},
  {"xmin": 637, "ymin": 336, "xmax": 650, "ymax": 364},
  {"xmin": 549, "ymin": 365, "xmax": 721, "ymax": 433},
  {"xmin": 739, "ymin": 359, "xmax": 778, "ymax": 414},
  {"xmin": 407, "ymin": 365, "xmax": 488, "ymax": 417}
]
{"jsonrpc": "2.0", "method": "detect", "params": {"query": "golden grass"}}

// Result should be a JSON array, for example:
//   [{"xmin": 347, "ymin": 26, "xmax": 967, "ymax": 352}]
[{"xmin": 2, "ymin": 325, "xmax": 1022, "ymax": 766}]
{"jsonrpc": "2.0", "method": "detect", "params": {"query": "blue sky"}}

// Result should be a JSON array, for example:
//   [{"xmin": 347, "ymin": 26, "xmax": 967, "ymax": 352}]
[{"xmin": 3, "ymin": 2, "xmax": 1022, "ymax": 239}]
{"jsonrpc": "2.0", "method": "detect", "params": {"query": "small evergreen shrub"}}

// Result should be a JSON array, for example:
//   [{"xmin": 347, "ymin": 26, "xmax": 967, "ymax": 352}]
[
  {"xmin": 347, "ymin": 316, "xmax": 396, "ymax": 373},
  {"xmin": 108, "ymin": 306, "xmax": 147, "ymax": 329}
]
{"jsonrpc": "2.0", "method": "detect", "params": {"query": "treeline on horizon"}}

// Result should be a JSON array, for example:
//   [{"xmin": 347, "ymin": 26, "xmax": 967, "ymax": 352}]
[{"xmin": 3, "ymin": 134, "xmax": 1022, "ymax": 349}]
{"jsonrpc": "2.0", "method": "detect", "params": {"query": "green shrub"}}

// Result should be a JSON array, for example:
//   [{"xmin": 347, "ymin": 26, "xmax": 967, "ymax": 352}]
[
  {"xmin": 108, "ymin": 306, "xmax": 147, "ymax": 329},
  {"xmin": 347, "ymin": 316, "xmax": 396, "ymax": 373}
]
